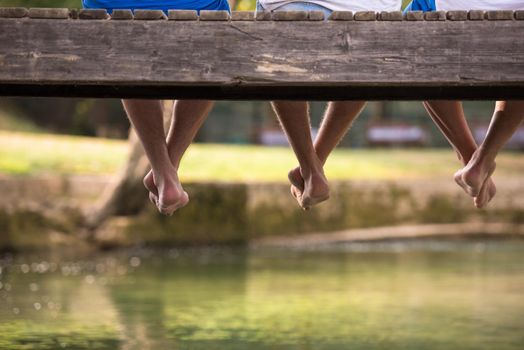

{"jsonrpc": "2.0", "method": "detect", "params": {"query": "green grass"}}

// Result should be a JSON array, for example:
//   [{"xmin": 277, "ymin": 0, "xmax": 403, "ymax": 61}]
[
  {"xmin": 1, "ymin": 131, "xmax": 523, "ymax": 181},
  {"xmin": 0, "ymin": 131, "xmax": 129, "ymax": 175}
]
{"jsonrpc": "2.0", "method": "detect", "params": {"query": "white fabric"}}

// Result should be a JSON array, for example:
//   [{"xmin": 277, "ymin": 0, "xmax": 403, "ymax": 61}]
[
  {"xmin": 436, "ymin": 0, "xmax": 524, "ymax": 10},
  {"xmin": 258, "ymin": 0, "xmax": 402, "ymax": 12}
]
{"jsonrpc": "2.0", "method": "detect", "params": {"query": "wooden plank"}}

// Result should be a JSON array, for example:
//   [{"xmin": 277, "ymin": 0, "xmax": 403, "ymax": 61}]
[
  {"xmin": 28, "ymin": 8, "xmax": 69, "ymax": 19},
  {"xmin": 379, "ymin": 11, "xmax": 403, "ymax": 21},
  {"xmin": 329, "ymin": 11, "xmax": 353, "ymax": 21},
  {"xmin": 447, "ymin": 11, "xmax": 468, "ymax": 21},
  {"xmin": 404, "ymin": 11, "xmax": 424, "ymax": 21},
  {"xmin": 168, "ymin": 10, "xmax": 197, "ymax": 21},
  {"xmin": 69, "ymin": 8, "xmax": 79, "ymax": 19},
  {"xmin": 200, "ymin": 10, "xmax": 230, "ymax": 21},
  {"xmin": 1, "ymin": 19, "xmax": 524, "ymax": 100},
  {"xmin": 272, "ymin": 11, "xmax": 308, "ymax": 21},
  {"xmin": 468, "ymin": 10, "xmax": 484, "ymax": 21},
  {"xmin": 111, "ymin": 9, "xmax": 133, "ymax": 20},
  {"xmin": 134, "ymin": 10, "xmax": 166, "ymax": 20},
  {"xmin": 424, "ymin": 11, "xmax": 446, "ymax": 21},
  {"xmin": 308, "ymin": 11, "xmax": 324, "ymax": 21},
  {"xmin": 255, "ymin": 11, "xmax": 271, "ymax": 21},
  {"xmin": 486, "ymin": 10, "xmax": 514, "ymax": 20},
  {"xmin": 231, "ymin": 11, "xmax": 255, "ymax": 21},
  {"xmin": 0, "ymin": 7, "xmax": 27, "ymax": 18},
  {"xmin": 354, "ymin": 11, "xmax": 376, "ymax": 21},
  {"xmin": 79, "ymin": 9, "xmax": 109, "ymax": 20}
]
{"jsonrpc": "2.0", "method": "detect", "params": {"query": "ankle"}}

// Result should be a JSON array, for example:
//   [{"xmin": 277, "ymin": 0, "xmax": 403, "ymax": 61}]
[
  {"xmin": 300, "ymin": 164, "xmax": 324, "ymax": 179},
  {"xmin": 471, "ymin": 146, "xmax": 494, "ymax": 167},
  {"xmin": 153, "ymin": 168, "xmax": 176, "ymax": 183}
]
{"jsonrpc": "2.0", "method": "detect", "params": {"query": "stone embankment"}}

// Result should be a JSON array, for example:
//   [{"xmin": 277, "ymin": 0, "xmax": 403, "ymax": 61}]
[{"xmin": 1, "ymin": 174, "xmax": 523, "ymax": 251}]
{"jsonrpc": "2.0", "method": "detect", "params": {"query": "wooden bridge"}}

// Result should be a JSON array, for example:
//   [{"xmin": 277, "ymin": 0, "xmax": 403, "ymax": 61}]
[{"xmin": 1, "ymin": 7, "xmax": 523, "ymax": 100}]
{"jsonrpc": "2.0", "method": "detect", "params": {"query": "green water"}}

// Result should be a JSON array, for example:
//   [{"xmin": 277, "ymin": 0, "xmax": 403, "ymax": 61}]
[{"xmin": 1, "ymin": 239, "xmax": 524, "ymax": 350}]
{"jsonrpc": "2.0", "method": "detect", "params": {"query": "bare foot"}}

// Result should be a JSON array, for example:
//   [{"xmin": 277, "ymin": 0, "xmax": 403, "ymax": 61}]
[
  {"xmin": 454, "ymin": 150, "xmax": 496, "ymax": 197},
  {"xmin": 287, "ymin": 166, "xmax": 329, "ymax": 210},
  {"xmin": 288, "ymin": 167, "xmax": 303, "ymax": 190},
  {"xmin": 143, "ymin": 169, "xmax": 189, "ymax": 215},
  {"xmin": 474, "ymin": 177, "xmax": 497, "ymax": 209},
  {"xmin": 301, "ymin": 171, "xmax": 330, "ymax": 209},
  {"xmin": 144, "ymin": 171, "xmax": 159, "ymax": 205},
  {"xmin": 288, "ymin": 166, "xmax": 303, "ymax": 196},
  {"xmin": 288, "ymin": 167, "xmax": 309, "ymax": 210}
]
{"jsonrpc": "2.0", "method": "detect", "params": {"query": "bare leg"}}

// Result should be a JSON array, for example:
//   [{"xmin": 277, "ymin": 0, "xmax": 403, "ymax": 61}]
[
  {"xmin": 122, "ymin": 99, "xmax": 187, "ymax": 215},
  {"xmin": 423, "ymin": 100, "xmax": 497, "ymax": 208},
  {"xmin": 287, "ymin": 101, "xmax": 367, "ymax": 200},
  {"xmin": 144, "ymin": 100, "xmax": 214, "ymax": 204},
  {"xmin": 271, "ymin": 101, "xmax": 329, "ymax": 209},
  {"xmin": 456, "ymin": 101, "xmax": 524, "ymax": 198}
]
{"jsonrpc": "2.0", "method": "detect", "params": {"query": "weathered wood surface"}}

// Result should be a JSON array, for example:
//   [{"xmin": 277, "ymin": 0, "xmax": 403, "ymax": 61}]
[
  {"xmin": 404, "ymin": 11, "xmax": 424, "ymax": 21},
  {"xmin": 0, "ymin": 9, "xmax": 524, "ymax": 100},
  {"xmin": 423, "ymin": 11, "xmax": 445, "ymax": 21}
]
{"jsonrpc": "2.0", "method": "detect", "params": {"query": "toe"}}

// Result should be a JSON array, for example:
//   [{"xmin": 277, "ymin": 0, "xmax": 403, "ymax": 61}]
[
  {"xmin": 288, "ymin": 168, "xmax": 304, "ymax": 191},
  {"xmin": 149, "ymin": 192, "xmax": 158, "ymax": 206}
]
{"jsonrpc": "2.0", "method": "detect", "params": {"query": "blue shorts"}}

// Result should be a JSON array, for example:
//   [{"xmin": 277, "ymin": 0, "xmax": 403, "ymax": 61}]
[
  {"xmin": 256, "ymin": 1, "xmax": 332, "ymax": 19},
  {"xmin": 82, "ymin": 0, "xmax": 230, "ymax": 13},
  {"xmin": 403, "ymin": 0, "xmax": 436, "ymax": 12}
]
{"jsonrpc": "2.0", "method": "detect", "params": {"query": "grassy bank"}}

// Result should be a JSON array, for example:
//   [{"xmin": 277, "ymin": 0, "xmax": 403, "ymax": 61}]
[{"xmin": 1, "ymin": 130, "xmax": 523, "ymax": 181}]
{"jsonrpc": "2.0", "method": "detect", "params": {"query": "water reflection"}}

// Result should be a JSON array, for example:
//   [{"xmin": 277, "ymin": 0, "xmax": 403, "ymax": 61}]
[{"xmin": 1, "ymin": 240, "xmax": 524, "ymax": 350}]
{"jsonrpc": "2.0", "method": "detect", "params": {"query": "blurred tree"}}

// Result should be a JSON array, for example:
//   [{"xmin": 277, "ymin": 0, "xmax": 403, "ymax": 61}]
[{"xmin": 1, "ymin": 97, "xmax": 129, "ymax": 138}]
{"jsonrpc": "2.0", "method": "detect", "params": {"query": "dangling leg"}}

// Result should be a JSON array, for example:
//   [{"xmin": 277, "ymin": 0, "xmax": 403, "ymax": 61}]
[
  {"xmin": 456, "ymin": 101, "xmax": 524, "ymax": 198},
  {"xmin": 271, "ymin": 101, "xmax": 330, "ymax": 209},
  {"xmin": 423, "ymin": 100, "xmax": 497, "ymax": 208},
  {"xmin": 122, "ymin": 99, "xmax": 186, "ymax": 215},
  {"xmin": 287, "ymin": 101, "xmax": 367, "ymax": 202},
  {"xmin": 144, "ymin": 100, "xmax": 214, "ymax": 208}
]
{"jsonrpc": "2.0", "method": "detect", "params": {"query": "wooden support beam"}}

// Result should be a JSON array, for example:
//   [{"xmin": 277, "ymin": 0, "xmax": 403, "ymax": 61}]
[
  {"xmin": 134, "ymin": 10, "xmax": 167, "ymax": 20},
  {"xmin": 329, "ymin": 11, "xmax": 353, "ymax": 21},
  {"xmin": 354, "ymin": 11, "xmax": 377, "ymax": 21},
  {"xmin": 424, "ymin": 11, "xmax": 446, "ymax": 21},
  {"xmin": 231, "ymin": 11, "xmax": 255, "ymax": 21},
  {"xmin": 200, "ymin": 10, "xmax": 230, "ymax": 21},
  {"xmin": 79, "ymin": 9, "xmax": 109, "ymax": 20},
  {"xmin": 404, "ymin": 11, "xmax": 424, "ymax": 21},
  {"xmin": 168, "ymin": 10, "xmax": 198, "ymax": 21},
  {"xmin": 468, "ymin": 10, "xmax": 485, "ymax": 21},
  {"xmin": 255, "ymin": 11, "xmax": 271, "ymax": 21},
  {"xmin": 380, "ymin": 11, "xmax": 403, "ymax": 21},
  {"xmin": 447, "ymin": 10, "xmax": 468, "ymax": 21},
  {"xmin": 0, "ymin": 7, "xmax": 27, "ymax": 18},
  {"xmin": 486, "ymin": 10, "xmax": 514, "ymax": 20},
  {"xmin": 308, "ymin": 11, "xmax": 325, "ymax": 21},
  {"xmin": 28, "ymin": 8, "xmax": 69, "ymax": 19},
  {"xmin": 111, "ymin": 9, "xmax": 133, "ymax": 20},
  {"xmin": 1, "ymin": 9, "xmax": 524, "ymax": 100}
]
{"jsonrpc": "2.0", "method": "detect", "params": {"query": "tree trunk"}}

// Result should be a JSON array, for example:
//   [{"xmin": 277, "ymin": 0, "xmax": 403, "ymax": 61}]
[{"xmin": 85, "ymin": 100, "xmax": 174, "ymax": 230}]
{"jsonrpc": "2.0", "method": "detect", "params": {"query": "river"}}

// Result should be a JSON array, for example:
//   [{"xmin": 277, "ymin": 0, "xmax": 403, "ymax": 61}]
[{"xmin": 1, "ymin": 238, "xmax": 523, "ymax": 349}]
